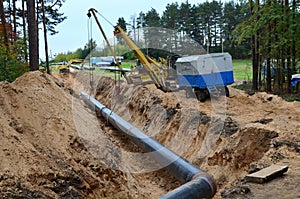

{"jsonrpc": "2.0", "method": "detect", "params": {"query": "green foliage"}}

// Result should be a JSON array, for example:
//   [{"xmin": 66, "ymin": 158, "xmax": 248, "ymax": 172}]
[
  {"xmin": 0, "ymin": 42, "xmax": 29, "ymax": 82},
  {"xmin": 52, "ymin": 1, "xmax": 252, "ymax": 62},
  {"xmin": 5, "ymin": 58, "xmax": 29, "ymax": 82},
  {"xmin": 284, "ymin": 97, "xmax": 300, "ymax": 102},
  {"xmin": 0, "ymin": 0, "xmax": 68, "ymax": 79},
  {"xmin": 37, "ymin": 0, "xmax": 67, "ymax": 35},
  {"xmin": 161, "ymin": 2, "xmax": 179, "ymax": 29},
  {"xmin": 53, "ymin": 51, "xmax": 76, "ymax": 62},
  {"xmin": 233, "ymin": 0, "xmax": 300, "ymax": 93},
  {"xmin": 136, "ymin": 12, "xmax": 146, "ymax": 29},
  {"xmin": 116, "ymin": 17, "xmax": 127, "ymax": 44},
  {"xmin": 140, "ymin": 1, "xmax": 250, "ymax": 59},
  {"xmin": 123, "ymin": 48, "xmax": 176, "ymax": 61},
  {"xmin": 83, "ymin": 39, "xmax": 97, "ymax": 58},
  {"xmin": 122, "ymin": 51, "xmax": 136, "ymax": 60},
  {"xmin": 145, "ymin": 8, "xmax": 161, "ymax": 27},
  {"xmin": 116, "ymin": 17, "xmax": 127, "ymax": 32},
  {"xmin": 53, "ymin": 39, "xmax": 97, "ymax": 62}
]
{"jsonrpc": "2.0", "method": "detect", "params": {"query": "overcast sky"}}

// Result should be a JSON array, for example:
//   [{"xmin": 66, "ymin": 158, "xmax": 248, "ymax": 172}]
[{"xmin": 40, "ymin": 0, "xmax": 209, "ymax": 60}]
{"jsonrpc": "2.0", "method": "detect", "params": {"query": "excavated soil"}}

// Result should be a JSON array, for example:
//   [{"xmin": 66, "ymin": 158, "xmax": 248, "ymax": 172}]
[{"xmin": 0, "ymin": 71, "xmax": 299, "ymax": 199}]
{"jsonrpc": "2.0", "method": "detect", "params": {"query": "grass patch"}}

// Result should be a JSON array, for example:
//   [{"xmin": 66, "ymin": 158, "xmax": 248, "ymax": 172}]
[
  {"xmin": 283, "ymin": 97, "xmax": 300, "ymax": 102},
  {"xmin": 121, "ymin": 60, "xmax": 136, "ymax": 69},
  {"xmin": 232, "ymin": 60, "xmax": 252, "ymax": 81}
]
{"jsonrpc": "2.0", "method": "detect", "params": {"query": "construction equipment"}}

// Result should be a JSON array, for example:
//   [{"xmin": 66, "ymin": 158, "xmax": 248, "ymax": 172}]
[
  {"xmin": 56, "ymin": 59, "xmax": 83, "ymax": 73},
  {"xmin": 88, "ymin": 8, "xmax": 171, "ymax": 92},
  {"xmin": 176, "ymin": 53, "xmax": 234, "ymax": 102},
  {"xmin": 113, "ymin": 19, "xmax": 235, "ymax": 100},
  {"xmin": 291, "ymin": 74, "xmax": 300, "ymax": 87},
  {"xmin": 87, "ymin": 8, "xmax": 131, "ymax": 84},
  {"xmin": 114, "ymin": 25, "xmax": 171, "ymax": 92},
  {"xmin": 88, "ymin": 8, "xmax": 234, "ymax": 100}
]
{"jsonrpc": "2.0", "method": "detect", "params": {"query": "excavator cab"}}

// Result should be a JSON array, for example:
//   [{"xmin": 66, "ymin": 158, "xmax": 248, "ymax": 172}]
[{"xmin": 56, "ymin": 59, "xmax": 83, "ymax": 73}]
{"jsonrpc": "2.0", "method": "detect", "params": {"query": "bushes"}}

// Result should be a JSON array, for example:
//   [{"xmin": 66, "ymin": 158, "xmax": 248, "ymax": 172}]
[
  {"xmin": 0, "ymin": 58, "xmax": 29, "ymax": 82},
  {"xmin": 0, "ymin": 43, "xmax": 29, "ymax": 82}
]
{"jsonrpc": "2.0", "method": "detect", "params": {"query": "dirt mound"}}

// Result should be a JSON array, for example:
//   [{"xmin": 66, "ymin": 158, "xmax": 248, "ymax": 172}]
[
  {"xmin": 1, "ymin": 71, "xmax": 299, "ymax": 198},
  {"xmin": 0, "ymin": 72, "xmax": 135, "ymax": 198}
]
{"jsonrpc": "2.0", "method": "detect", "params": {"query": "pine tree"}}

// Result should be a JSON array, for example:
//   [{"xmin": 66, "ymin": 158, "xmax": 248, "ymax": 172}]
[{"xmin": 27, "ymin": 0, "xmax": 39, "ymax": 71}]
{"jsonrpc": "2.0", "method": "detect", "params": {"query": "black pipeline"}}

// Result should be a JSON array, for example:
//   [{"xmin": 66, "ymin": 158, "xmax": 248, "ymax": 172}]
[{"xmin": 81, "ymin": 92, "xmax": 216, "ymax": 199}]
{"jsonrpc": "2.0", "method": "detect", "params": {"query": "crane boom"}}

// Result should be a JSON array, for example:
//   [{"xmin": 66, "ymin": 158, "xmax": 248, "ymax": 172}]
[
  {"xmin": 114, "ymin": 26, "xmax": 170, "ymax": 91},
  {"xmin": 87, "ymin": 8, "xmax": 131, "ymax": 84},
  {"xmin": 88, "ymin": 8, "xmax": 170, "ymax": 92}
]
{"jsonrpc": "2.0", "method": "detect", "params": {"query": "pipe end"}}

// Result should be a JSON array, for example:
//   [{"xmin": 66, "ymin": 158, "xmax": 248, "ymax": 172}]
[{"xmin": 192, "ymin": 172, "xmax": 217, "ymax": 198}]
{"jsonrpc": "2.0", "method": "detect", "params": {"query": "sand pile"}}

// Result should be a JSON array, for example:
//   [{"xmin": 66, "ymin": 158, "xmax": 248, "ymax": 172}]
[
  {"xmin": 0, "ymin": 72, "xmax": 136, "ymax": 198},
  {"xmin": 0, "ymin": 71, "xmax": 299, "ymax": 198}
]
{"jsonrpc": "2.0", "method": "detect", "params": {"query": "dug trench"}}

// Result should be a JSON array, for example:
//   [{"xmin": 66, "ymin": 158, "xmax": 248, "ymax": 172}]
[
  {"xmin": 92, "ymin": 75, "xmax": 300, "ymax": 199},
  {"xmin": 0, "ymin": 71, "xmax": 299, "ymax": 198}
]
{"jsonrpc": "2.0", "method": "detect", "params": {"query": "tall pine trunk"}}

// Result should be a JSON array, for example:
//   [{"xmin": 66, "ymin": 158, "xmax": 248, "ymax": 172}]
[
  {"xmin": 266, "ymin": 0, "xmax": 272, "ymax": 92},
  {"xmin": 12, "ymin": 0, "xmax": 17, "ymax": 42},
  {"xmin": 285, "ymin": 0, "xmax": 291, "ymax": 93},
  {"xmin": 291, "ymin": 0, "xmax": 297, "ymax": 92},
  {"xmin": 41, "ymin": 0, "xmax": 50, "ymax": 74},
  {"xmin": 250, "ymin": 0, "xmax": 258, "ymax": 90},
  {"xmin": 27, "ymin": 0, "xmax": 39, "ymax": 71}
]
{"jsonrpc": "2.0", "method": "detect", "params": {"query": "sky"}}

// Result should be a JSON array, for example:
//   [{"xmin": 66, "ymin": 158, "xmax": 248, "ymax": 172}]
[{"xmin": 40, "ymin": 0, "xmax": 205, "ymax": 60}]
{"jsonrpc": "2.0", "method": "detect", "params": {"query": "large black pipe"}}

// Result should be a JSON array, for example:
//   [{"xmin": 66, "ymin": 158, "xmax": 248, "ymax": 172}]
[{"xmin": 81, "ymin": 92, "xmax": 216, "ymax": 199}]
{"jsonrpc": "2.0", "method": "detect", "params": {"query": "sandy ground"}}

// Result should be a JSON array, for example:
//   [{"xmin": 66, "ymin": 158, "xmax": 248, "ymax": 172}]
[{"xmin": 0, "ymin": 71, "xmax": 299, "ymax": 198}]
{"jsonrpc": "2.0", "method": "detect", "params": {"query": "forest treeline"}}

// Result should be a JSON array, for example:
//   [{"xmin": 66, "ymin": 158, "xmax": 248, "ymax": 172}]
[
  {"xmin": 1, "ymin": 0, "xmax": 300, "ymax": 93},
  {"xmin": 0, "ymin": 0, "xmax": 66, "ymax": 81}
]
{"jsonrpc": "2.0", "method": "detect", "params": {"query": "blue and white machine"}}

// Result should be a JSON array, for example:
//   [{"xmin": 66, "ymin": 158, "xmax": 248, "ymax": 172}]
[
  {"xmin": 176, "ymin": 53, "xmax": 234, "ymax": 101},
  {"xmin": 292, "ymin": 74, "xmax": 300, "ymax": 87},
  {"xmin": 90, "ymin": 56, "xmax": 122, "ymax": 67}
]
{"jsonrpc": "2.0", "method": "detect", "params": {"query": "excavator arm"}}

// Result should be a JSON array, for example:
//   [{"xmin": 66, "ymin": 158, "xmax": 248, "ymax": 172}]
[
  {"xmin": 56, "ymin": 59, "xmax": 83, "ymax": 73},
  {"xmin": 114, "ymin": 26, "xmax": 169, "ymax": 91},
  {"xmin": 87, "ymin": 8, "xmax": 131, "ymax": 84},
  {"xmin": 87, "ymin": 8, "xmax": 170, "ymax": 92}
]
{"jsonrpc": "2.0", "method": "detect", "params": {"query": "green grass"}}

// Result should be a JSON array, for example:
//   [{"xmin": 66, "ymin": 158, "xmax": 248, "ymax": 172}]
[
  {"xmin": 120, "ymin": 60, "xmax": 136, "ymax": 69},
  {"xmin": 92, "ymin": 67, "xmax": 122, "ymax": 76},
  {"xmin": 232, "ymin": 60, "xmax": 252, "ymax": 81},
  {"xmin": 284, "ymin": 97, "xmax": 300, "ymax": 102}
]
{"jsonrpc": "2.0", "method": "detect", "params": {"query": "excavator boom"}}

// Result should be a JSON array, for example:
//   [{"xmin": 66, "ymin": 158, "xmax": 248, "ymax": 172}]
[
  {"xmin": 114, "ymin": 26, "xmax": 170, "ymax": 91},
  {"xmin": 88, "ymin": 8, "xmax": 170, "ymax": 92},
  {"xmin": 56, "ymin": 59, "xmax": 83, "ymax": 73},
  {"xmin": 88, "ymin": 8, "xmax": 131, "ymax": 84}
]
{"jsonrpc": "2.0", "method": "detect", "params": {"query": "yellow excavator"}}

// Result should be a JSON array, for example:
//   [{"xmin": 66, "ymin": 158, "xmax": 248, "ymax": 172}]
[
  {"xmin": 113, "ymin": 25, "xmax": 170, "ymax": 91},
  {"xmin": 88, "ymin": 8, "xmax": 171, "ymax": 92},
  {"xmin": 56, "ymin": 59, "xmax": 83, "ymax": 73}
]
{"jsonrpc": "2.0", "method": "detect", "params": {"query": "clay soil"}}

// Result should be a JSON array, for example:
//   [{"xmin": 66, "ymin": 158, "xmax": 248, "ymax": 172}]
[{"xmin": 0, "ymin": 71, "xmax": 299, "ymax": 199}]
